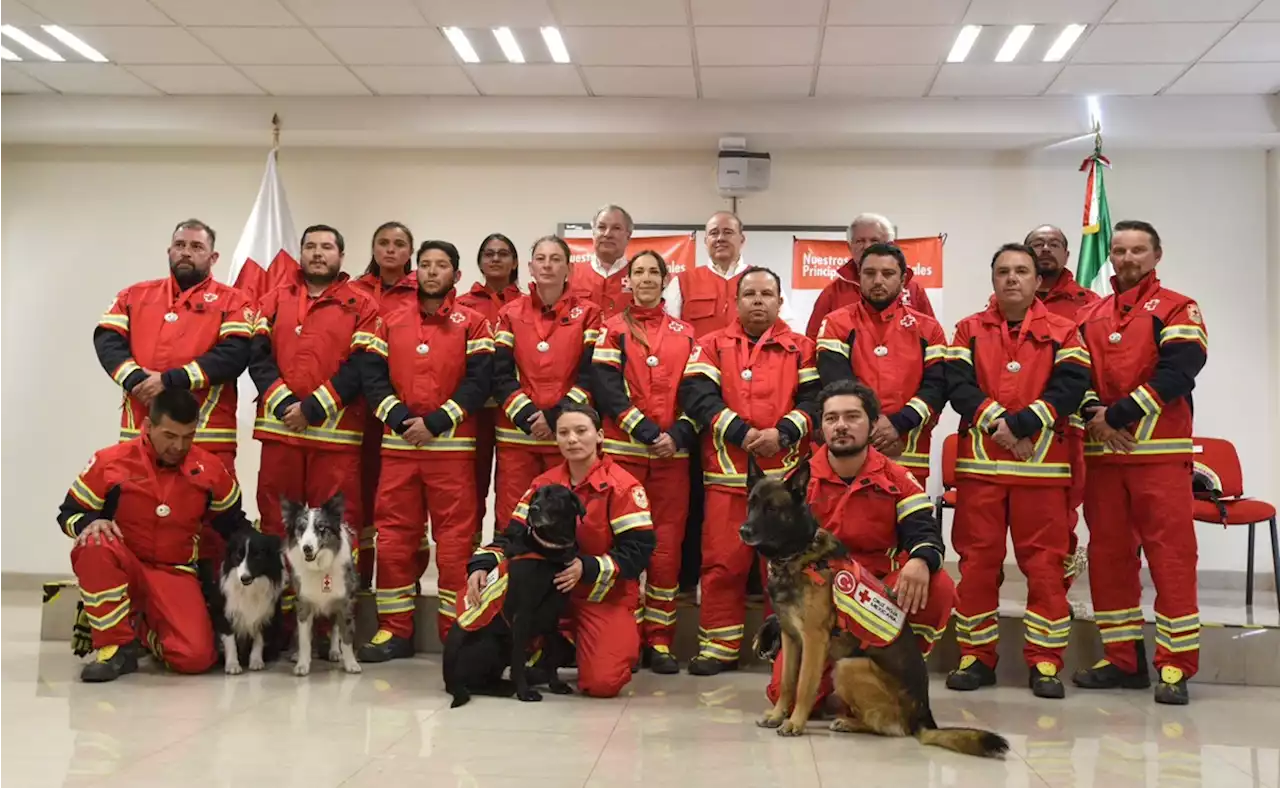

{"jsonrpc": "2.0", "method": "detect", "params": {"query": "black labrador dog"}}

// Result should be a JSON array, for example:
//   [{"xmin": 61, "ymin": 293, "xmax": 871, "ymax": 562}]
[{"xmin": 443, "ymin": 484, "xmax": 581, "ymax": 707}]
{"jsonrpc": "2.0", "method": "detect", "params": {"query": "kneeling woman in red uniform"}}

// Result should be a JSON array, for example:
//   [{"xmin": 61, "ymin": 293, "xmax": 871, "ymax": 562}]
[
  {"xmin": 592, "ymin": 250, "xmax": 697, "ymax": 674},
  {"xmin": 465, "ymin": 403, "xmax": 656, "ymax": 698},
  {"xmin": 764, "ymin": 379, "xmax": 956, "ymax": 707},
  {"xmin": 491, "ymin": 235, "xmax": 602, "ymax": 530}
]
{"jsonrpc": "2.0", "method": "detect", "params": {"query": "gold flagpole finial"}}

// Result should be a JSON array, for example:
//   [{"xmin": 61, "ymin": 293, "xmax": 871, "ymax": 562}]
[
  {"xmin": 271, "ymin": 113, "xmax": 281, "ymax": 152},
  {"xmin": 1092, "ymin": 120, "xmax": 1102, "ymax": 154}
]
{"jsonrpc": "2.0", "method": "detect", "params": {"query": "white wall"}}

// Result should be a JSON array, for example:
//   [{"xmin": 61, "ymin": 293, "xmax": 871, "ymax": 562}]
[{"xmin": 2, "ymin": 145, "xmax": 1275, "ymax": 576}]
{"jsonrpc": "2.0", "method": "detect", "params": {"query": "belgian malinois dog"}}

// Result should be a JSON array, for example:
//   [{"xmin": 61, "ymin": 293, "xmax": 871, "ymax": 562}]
[{"xmin": 742, "ymin": 456, "xmax": 1008, "ymax": 758}]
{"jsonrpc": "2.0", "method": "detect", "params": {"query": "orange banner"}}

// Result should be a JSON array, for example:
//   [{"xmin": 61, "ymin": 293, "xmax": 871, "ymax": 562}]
[
  {"xmin": 792, "ymin": 236, "xmax": 944, "ymax": 290},
  {"xmin": 565, "ymin": 234, "xmax": 697, "ymax": 275}
]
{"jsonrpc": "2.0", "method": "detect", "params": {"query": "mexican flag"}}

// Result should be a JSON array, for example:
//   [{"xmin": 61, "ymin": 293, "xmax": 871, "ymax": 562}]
[{"xmin": 1076, "ymin": 144, "xmax": 1113, "ymax": 297}]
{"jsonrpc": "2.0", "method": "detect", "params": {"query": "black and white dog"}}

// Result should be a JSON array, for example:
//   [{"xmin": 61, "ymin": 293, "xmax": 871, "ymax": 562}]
[
  {"xmin": 210, "ymin": 527, "xmax": 286, "ymax": 675},
  {"xmin": 282, "ymin": 494, "xmax": 361, "ymax": 677}
]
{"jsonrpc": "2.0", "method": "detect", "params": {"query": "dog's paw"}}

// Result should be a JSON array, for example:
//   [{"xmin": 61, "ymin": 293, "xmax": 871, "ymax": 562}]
[
  {"xmin": 516, "ymin": 688, "xmax": 543, "ymax": 702},
  {"xmin": 777, "ymin": 719, "xmax": 806, "ymax": 737},
  {"xmin": 293, "ymin": 661, "xmax": 311, "ymax": 677},
  {"xmin": 328, "ymin": 647, "xmax": 343, "ymax": 664},
  {"xmin": 342, "ymin": 660, "xmax": 362, "ymax": 675},
  {"xmin": 829, "ymin": 717, "xmax": 860, "ymax": 734},
  {"xmin": 248, "ymin": 656, "xmax": 266, "ymax": 671},
  {"xmin": 548, "ymin": 680, "xmax": 573, "ymax": 695},
  {"xmin": 224, "ymin": 661, "xmax": 244, "ymax": 676},
  {"xmin": 757, "ymin": 712, "xmax": 785, "ymax": 729}
]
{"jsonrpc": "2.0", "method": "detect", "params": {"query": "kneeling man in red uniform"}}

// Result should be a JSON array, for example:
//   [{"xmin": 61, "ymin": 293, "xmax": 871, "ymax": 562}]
[
  {"xmin": 58, "ymin": 389, "xmax": 251, "ymax": 682},
  {"xmin": 765, "ymin": 379, "xmax": 955, "ymax": 706}
]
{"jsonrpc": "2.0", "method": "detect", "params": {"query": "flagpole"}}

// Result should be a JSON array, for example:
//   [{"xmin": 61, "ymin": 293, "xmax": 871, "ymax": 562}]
[{"xmin": 271, "ymin": 113, "xmax": 280, "ymax": 155}]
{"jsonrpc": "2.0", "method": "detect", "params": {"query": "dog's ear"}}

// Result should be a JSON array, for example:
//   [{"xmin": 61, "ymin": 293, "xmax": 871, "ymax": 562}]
[
  {"xmin": 322, "ymin": 492, "xmax": 346, "ymax": 523},
  {"xmin": 571, "ymin": 489, "xmax": 586, "ymax": 520},
  {"xmin": 746, "ymin": 454, "xmax": 765, "ymax": 494},
  {"xmin": 280, "ymin": 498, "xmax": 300, "ymax": 528},
  {"xmin": 784, "ymin": 457, "xmax": 811, "ymax": 506}
]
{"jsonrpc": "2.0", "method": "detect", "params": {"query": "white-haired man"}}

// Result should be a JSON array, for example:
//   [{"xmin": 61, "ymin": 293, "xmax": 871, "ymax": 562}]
[{"xmin": 568, "ymin": 204, "xmax": 634, "ymax": 318}]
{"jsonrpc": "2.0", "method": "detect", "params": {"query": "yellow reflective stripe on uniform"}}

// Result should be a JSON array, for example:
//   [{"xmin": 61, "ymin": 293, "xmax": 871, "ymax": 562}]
[
  {"xmin": 583, "ymin": 329, "xmax": 600, "ymax": 344},
  {"xmin": 711, "ymin": 408, "xmax": 743, "ymax": 477},
  {"xmin": 211, "ymin": 480, "xmax": 241, "ymax": 512},
  {"xmin": 81, "ymin": 583, "xmax": 128, "ymax": 606},
  {"xmin": 375, "ymin": 583, "xmax": 417, "ymax": 615},
  {"xmin": 566, "ymin": 386, "xmax": 590, "ymax": 404},
  {"xmin": 783, "ymin": 409, "xmax": 809, "ymax": 436},
  {"xmin": 946, "ymin": 346, "xmax": 973, "ymax": 364},
  {"xmin": 181, "ymin": 361, "xmax": 208, "ymax": 389},
  {"xmin": 1159, "ymin": 325, "xmax": 1208, "ymax": 349},
  {"xmin": 610, "ymin": 511, "xmax": 652, "ymax": 534},
  {"xmin": 351, "ymin": 331, "xmax": 377, "ymax": 349},
  {"xmin": 602, "ymin": 439, "xmax": 653, "ymax": 459},
  {"xmin": 643, "ymin": 608, "xmax": 677, "ymax": 626},
  {"xmin": 71, "ymin": 478, "xmax": 105, "ymax": 510},
  {"xmin": 975, "ymin": 401, "xmax": 1007, "ymax": 432},
  {"xmin": 587, "ymin": 555, "xmax": 617, "ymax": 603},
  {"xmin": 1131, "ymin": 385, "xmax": 1162, "ymax": 416},
  {"xmin": 1024, "ymin": 610, "xmax": 1072, "ymax": 648},
  {"xmin": 683, "ymin": 358, "xmax": 721, "ymax": 384},
  {"xmin": 313, "ymin": 386, "xmax": 340, "ymax": 420},
  {"xmin": 1054, "ymin": 346, "xmax": 1092, "ymax": 367},
  {"xmin": 923, "ymin": 344, "xmax": 947, "ymax": 364},
  {"xmin": 619, "ymin": 407, "xmax": 645, "ymax": 434},
  {"xmin": 99, "ymin": 313, "xmax": 129, "ymax": 332},
  {"xmin": 265, "ymin": 384, "xmax": 295, "ymax": 414},
  {"xmin": 904, "ymin": 397, "xmax": 932, "ymax": 422},
  {"xmin": 816, "ymin": 338, "xmax": 849, "ymax": 357},
  {"xmin": 798, "ymin": 366, "xmax": 819, "ymax": 385},
  {"xmin": 955, "ymin": 458, "xmax": 1071, "ymax": 479},
  {"xmin": 834, "ymin": 590, "xmax": 899, "ymax": 643},
  {"xmin": 512, "ymin": 501, "xmax": 530, "ymax": 524},
  {"xmin": 593, "ymin": 347, "xmax": 622, "ymax": 366},
  {"xmin": 375, "ymin": 395, "xmax": 402, "ymax": 423},
  {"xmin": 1094, "ymin": 607, "xmax": 1143, "ymax": 624},
  {"xmin": 1068, "ymin": 413, "xmax": 1086, "ymax": 430},
  {"xmin": 466, "ymin": 337, "xmax": 496, "ymax": 354},
  {"xmin": 368, "ymin": 337, "xmax": 390, "ymax": 357},
  {"xmin": 645, "ymin": 584, "xmax": 678, "ymax": 602},
  {"xmin": 1028, "ymin": 399, "xmax": 1054, "ymax": 430},
  {"xmin": 1085, "ymin": 438, "xmax": 1193, "ymax": 457},
  {"xmin": 895, "ymin": 493, "xmax": 932, "ymax": 521},
  {"xmin": 112, "ymin": 360, "xmax": 142, "ymax": 387},
  {"xmin": 63, "ymin": 512, "xmax": 86, "ymax": 538},
  {"xmin": 86, "ymin": 600, "xmax": 132, "ymax": 631},
  {"xmin": 494, "ymin": 330, "xmax": 515, "ymax": 348},
  {"xmin": 504, "ymin": 392, "xmax": 535, "ymax": 422},
  {"xmin": 457, "ymin": 573, "xmax": 508, "ymax": 628},
  {"xmin": 253, "ymin": 416, "xmax": 362, "ymax": 447},
  {"xmin": 441, "ymin": 399, "xmax": 465, "ymax": 426},
  {"xmin": 494, "ymin": 428, "xmax": 557, "ymax": 448},
  {"xmin": 219, "ymin": 319, "xmax": 254, "ymax": 338}
]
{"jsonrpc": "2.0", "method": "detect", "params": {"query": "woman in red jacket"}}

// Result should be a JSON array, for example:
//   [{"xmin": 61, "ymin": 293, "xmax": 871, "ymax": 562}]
[
  {"xmin": 491, "ymin": 235, "xmax": 601, "ymax": 533},
  {"xmin": 592, "ymin": 250, "xmax": 697, "ymax": 674},
  {"xmin": 457, "ymin": 233, "xmax": 523, "ymax": 545},
  {"xmin": 350, "ymin": 221, "xmax": 418, "ymax": 587}
]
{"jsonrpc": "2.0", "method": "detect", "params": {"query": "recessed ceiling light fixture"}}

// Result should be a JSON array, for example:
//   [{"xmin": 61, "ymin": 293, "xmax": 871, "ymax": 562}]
[
  {"xmin": 1043, "ymin": 24, "xmax": 1086, "ymax": 62},
  {"xmin": 442, "ymin": 26, "xmax": 479, "ymax": 64},
  {"xmin": 41, "ymin": 25, "xmax": 108, "ymax": 62},
  {"xmin": 995, "ymin": 25, "xmax": 1034, "ymax": 63},
  {"xmin": 0, "ymin": 25, "xmax": 64, "ymax": 62},
  {"xmin": 946, "ymin": 25, "xmax": 982, "ymax": 63},
  {"xmin": 493, "ymin": 27, "xmax": 524, "ymax": 64},
  {"xmin": 540, "ymin": 26, "xmax": 570, "ymax": 64}
]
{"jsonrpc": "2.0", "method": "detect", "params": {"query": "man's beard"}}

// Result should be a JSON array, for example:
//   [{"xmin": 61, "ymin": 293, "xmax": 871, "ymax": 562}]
[
  {"xmin": 170, "ymin": 262, "xmax": 207, "ymax": 290},
  {"xmin": 827, "ymin": 436, "xmax": 868, "ymax": 457},
  {"xmin": 303, "ymin": 267, "xmax": 338, "ymax": 286},
  {"xmin": 1035, "ymin": 259, "xmax": 1059, "ymax": 278},
  {"xmin": 419, "ymin": 282, "xmax": 452, "ymax": 299},
  {"xmin": 865, "ymin": 293, "xmax": 896, "ymax": 311}
]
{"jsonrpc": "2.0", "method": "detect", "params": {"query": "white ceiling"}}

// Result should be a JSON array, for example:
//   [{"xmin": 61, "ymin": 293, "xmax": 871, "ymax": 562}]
[{"xmin": 1, "ymin": 0, "xmax": 1277, "ymax": 99}]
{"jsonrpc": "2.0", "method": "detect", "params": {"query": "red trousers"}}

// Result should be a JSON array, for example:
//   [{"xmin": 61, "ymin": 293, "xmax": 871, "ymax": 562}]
[
  {"xmin": 198, "ymin": 449, "xmax": 237, "ymax": 563},
  {"xmin": 953, "ymin": 480, "xmax": 1071, "ymax": 670},
  {"xmin": 569, "ymin": 592, "xmax": 640, "ymax": 698},
  {"xmin": 374, "ymin": 453, "xmax": 478, "ymax": 642},
  {"xmin": 475, "ymin": 407, "xmax": 498, "ymax": 537},
  {"xmin": 615, "ymin": 456, "xmax": 689, "ymax": 651},
  {"xmin": 71, "ymin": 538, "xmax": 215, "ymax": 673},
  {"xmin": 494, "ymin": 446, "xmax": 560, "ymax": 532},
  {"xmin": 1084, "ymin": 460, "xmax": 1199, "ymax": 677},
  {"xmin": 765, "ymin": 567, "xmax": 956, "ymax": 705},
  {"xmin": 696, "ymin": 489, "xmax": 768, "ymax": 662}
]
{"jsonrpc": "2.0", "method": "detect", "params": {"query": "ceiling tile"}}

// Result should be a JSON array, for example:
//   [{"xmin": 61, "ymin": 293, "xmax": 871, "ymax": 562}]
[
  {"xmin": 147, "ymin": 0, "xmax": 298, "ymax": 27},
  {"xmin": 820, "ymin": 25, "xmax": 956, "ymax": 65},
  {"xmin": 581, "ymin": 65, "xmax": 695, "ymax": 96},
  {"xmin": 690, "ymin": 0, "xmax": 825, "ymax": 26},
  {"xmin": 695, "ymin": 26, "xmax": 819, "ymax": 66},
  {"xmin": 827, "ymin": 0, "xmax": 965, "ymax": 26},
  {"xmin": 18, "ymin": 0, "xmax": 170, "ymax": 25},
  {"xmin": 465, "ymin": 63, "xmax": 586, "ymax": 95},
  {"xmin": 699, "ymin": 65, "xmax": 812, "ymax": 98},
  {"xmin": 351, "ymin": 64, "xmax": 477, "ymax": 94},
  {"xmin": 125, "ymin": 64, "xmax": 265, "ymax": 94},
  {"xmin": 1202, "ymin": 23, "xmax": 1280, "ymax": 62},
  {"xmin": 560, "ymin": 26, "xmax": 691, "ymax": 66},
  {"xmin": 279, "ymin": 0, "xmax": 425, "ymax": 27},
  {"xmin": 1164, "ymin": 62, "xmax": 1280, "ymax": 94},
  {"xmin": 414, "ymin": 0, "xmax": 555, "ymax": 27},
  {"xmin": 14, "ymin": 62, "xmax": 158, "ymax": 93},
  {"xmin": 0, "ymin": 0, "xmax": 48, "ymax": 25},
  {"xmin": 1, "ymin": 62, "xmax": 53, "ymax": 91},
  {"xmin": 312, "ymin": 27, "xmax": 456, "ymax": 65},
  {"xmin": 190, "ymin": 27, "xmax": 338, "ymax": 65},
  {"xmin": 1103, "ymin": 0, "xmax": 1259, "ymax": 23},
  {"xmin": 1247, "ymin": 0, "xmax": 1280, "ymax": 21},
  {"xmin": 929, "ymin": 63, "xmax": 1060, "ymax": 96},
  {"xmin": 548, "ymin": 0, "xmax": 687, "ymax": 27},
  {"xmin": 1045, "ymin": 63, "xmax": 1183, "ymax": 95},
  {"xmin": 815, "ymin": 64, "xmax": 935, "ymax": 96},
  {"xmin": 1071, "ymin": 22, "xmax": 1232, "ymax": 64},
  {"xmin": 965, "ymin": 0, "xmax": 1113, "ymax": 24},
  {"xmin": 63, "ymin": 26, "xmax": 224, "ymax": 64},
  {"xmin": 237, "ymin": 64, "xmax": 370, "ymax": 94}
]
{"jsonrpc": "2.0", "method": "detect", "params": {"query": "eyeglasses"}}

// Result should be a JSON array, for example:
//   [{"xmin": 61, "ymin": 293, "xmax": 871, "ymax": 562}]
[
  {"xmin": 1028, "ymin": 239, "xmax": 1066, "ymax": 251},
  {"xmin": 482, "ymin": 249, "xmax": 514, "ymax": 260}
]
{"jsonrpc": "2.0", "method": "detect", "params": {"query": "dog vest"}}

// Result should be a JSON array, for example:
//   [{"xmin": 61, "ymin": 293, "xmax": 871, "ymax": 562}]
[
  {"xmin": 456, "ymin": 553, "xmax": 545, "ymax": 632},
  {"xmin": 806, "ymin": 557, "xmax": 907, "ymax": 648}
]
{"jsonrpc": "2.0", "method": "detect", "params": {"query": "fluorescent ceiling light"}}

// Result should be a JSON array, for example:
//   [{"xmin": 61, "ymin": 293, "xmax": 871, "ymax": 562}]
[
  {"xmin": 0, "ymin": 25, "xmax": 64, "ymax": 61},
  {"xmin": 1043, "ymin": 24, "xmax": 1086, "ymax": 62},
  {"xmin": 492, "ymin": 27, "xmax": 524, "ymax": 64},
  {"xmin": 442, "ymin": 26, "xmax": 479, "ymax": 64},
  {"xmin": 946, "ymin": 25, "xmax": 981, "ymax": 63},
  {"xmin": 995, "ymin": 25, "xmax": 1035, "ymax": 63},
  {"xmin": 540, "ymin": 26, "xmax": 570, "ymax": 64},
  {"xmin": 41, "ymin": 25, "xmax": 108, "ymax": 62},
  {"xmin": 0, "ymin": 45, "xmax": 20, "ymax": 61}
]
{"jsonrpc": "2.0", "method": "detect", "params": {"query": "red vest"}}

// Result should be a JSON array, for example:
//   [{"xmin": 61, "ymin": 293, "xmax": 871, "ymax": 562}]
[
  {"xmin": 457, "ymin": 281, "xmax": 522, "ymax": 325},
  {"xmin": 827, "ymin": 558, "xmax": 906, "ymax": 648},
  {"xmin": 677, "ymin": 265, "xmax": 743, "ymax": 337},
  {"xmin": 350, "ymin": 272, "xmax": 418, "ymax": 317},
  {"xmin": 568, "ymin": 261, "xmax": 630, "ymax": 318}
]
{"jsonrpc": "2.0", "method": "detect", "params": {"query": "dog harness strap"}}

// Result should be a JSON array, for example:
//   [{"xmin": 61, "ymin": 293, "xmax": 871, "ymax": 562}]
[{"xmin": 803, "ymin": 566, "xmax": 827, "ymax": 585}]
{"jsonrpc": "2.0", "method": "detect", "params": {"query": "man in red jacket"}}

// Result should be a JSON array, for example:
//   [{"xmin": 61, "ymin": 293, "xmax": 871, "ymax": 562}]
[
  {"xmin": 567, "ymin": 204, "xmax": 633, "ymax": 318},
  {"xmin": 357, "ymin": 240, "xmax": 495, "ymax": 660},
  {"xmin": 94, "ymin": 219, "xmax": 253, "ymax": 564},
  {"xmin": 679, "ymin": 267, "xmax": 820, "ymax": 675},
  {"xmin": 59, "ymin": 389, "xmax": 252, "ymax": 682},
  {"xmin": 943, "ymin": 243, "xmax": 1092, "ymax": 699},
  {"xmin": 1071, "ymin": 220, "xmax": 1207, "ymax": 706},
  {"xmin": 248, "ymin": 224, "xmax": 378, "ymax": 615},
  {"xmin": 816, "ymin": 243, "xmax": 948, "ymax": 483},
  {"xmin": 806, "ymin": 213, "xmax": 934, "ymax": 338}
]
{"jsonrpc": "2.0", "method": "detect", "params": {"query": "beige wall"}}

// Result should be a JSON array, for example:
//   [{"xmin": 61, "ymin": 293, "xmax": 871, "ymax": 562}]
[{"xmin": 2, "ymin": 144, "xmax": 1275, "ymax": 575}]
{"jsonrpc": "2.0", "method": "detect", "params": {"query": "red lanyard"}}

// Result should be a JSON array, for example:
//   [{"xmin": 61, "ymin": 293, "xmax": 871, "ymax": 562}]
[
  {"xmin": 136, "ymin": 440, "xmax": 179, "ymax": 513},
  {"xmin": 999, "ymin": 317, "xmax": 1031, "ymax": 365},
  {"xmin": 741, "ymin": 323, "xmax": 777, "ymax": 374},
  {"xmin": 297, "ymin": 286, "xmax": 324, "ymax": 333}
]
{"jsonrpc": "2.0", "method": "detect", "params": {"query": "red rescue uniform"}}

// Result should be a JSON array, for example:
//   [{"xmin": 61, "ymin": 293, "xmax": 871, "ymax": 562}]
[
  {"xmin": 765, "ymin": 447, "xmax": 955, "ymax": 705},
  {"xmin": 591, "ymin": 303, "xmax": 698, "ymax": 652},
  {"xmin": 815, "ymin": 299, "xmax": 948, "ymax": 482},
  {"xmin": 678, "ymin": 319, "xmax": 820, "ymax": 663},
  {"xmin": 457, "ymin": 281, "xmax": 523, "ymax": 536},
  {"xmin": 94, "ymin": 275, "xmax": 254, "ymax": 561},
  {"xmin": 1077, "ymin": 272, "xmax": 1207, "ymax": 678},
  {"xmin": 361, "ymin": 291, "xmax": 495, "ymax": 641},
  {"xmin": 945, "ymin": 299, "xmax": 1092, "ymax": 672},
  {"xmin": 666, "ymin": 261, "xmax": 747, "ymax": 337},
  {"xmin": 468, "ymin": 456, "xmax": 656, "ymax": 697},
  {"xmin": 567, "ymin": 257, "xmax": 631, "ymax": 318},
  {"xmin": 58, "ymin": 437, "xmax": 250, "ymax": 673},
  {"xmin": 806, "ymin": 259, "xmax": 935, "ymax": 339},
  {"xmin": 491, "ymin": 287, "xmax": 602, "ymax": 530}
]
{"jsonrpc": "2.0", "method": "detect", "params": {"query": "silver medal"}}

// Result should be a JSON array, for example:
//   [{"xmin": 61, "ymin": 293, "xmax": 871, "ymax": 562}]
[
  {"xmin": 416, "ymin": 343, "xmax": 429, "ymax": 355},
  {"xmin": 646, "ymin": 355, "xmax": 659, "ymax": 367},
  {"xmin": 1006, "ymin": 361, "xmax": 1022, "ymax": 373},
  {"xmin": 1108, "ymin": 332, "xmax": 1122, "ymax": 344},
  {"xmin": 295, "ymin": 325, "xmax": 303, "ymax": 335},
  {"xmin": 873, "ymin": 345, "xmax": 889, "ymax": 357},
  {"xmin": 536, "ymin": 341, "xmax": 550, "ymax": 353},
  {"xmin": 163, "ymin": 312, "xmax": 178, "ymax": 323},
  {"xmin": 155, "ymin": 504, "xmax": 171, "ymax": 518},
  {"xmin": 741, "ymin": 369, "xmax": 753, "ymax": 381}
]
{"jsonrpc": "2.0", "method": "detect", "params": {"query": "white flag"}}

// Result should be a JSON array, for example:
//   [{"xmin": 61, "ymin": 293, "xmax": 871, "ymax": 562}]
[{"xmin": 226, "ymin": 149, "xmax": 299, "ymax": 301}]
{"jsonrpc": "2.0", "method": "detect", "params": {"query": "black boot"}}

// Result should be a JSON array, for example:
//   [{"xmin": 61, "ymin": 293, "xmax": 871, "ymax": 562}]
[
  {"xmin": 1154, "ymin": 666, "xmax": 1190, "ymax": 705},
  {"xmin": 647, "ymin": 646, "xmax": 679, "ymax": 675},
  {"xmin": 1029, "ymin": 662, "xmax": 1066, "ymax": 699},
  {"xmin": 357, "ymin": 630, "xmax": 415, "ymax": 663},
  {"xmin": 81, "ymin": 641, "xmax": 141, "ymax": 683},
  {"xmin": 688, "ymin": 656, "xmax": 738, "ymax": 676},
  {"xmin": 946, "ymin": 655, "xmax": 997, "ymax": 691},
  {"xmin": 1073, "ymin": 640, "xmax": 1151, "ymax": 689}
]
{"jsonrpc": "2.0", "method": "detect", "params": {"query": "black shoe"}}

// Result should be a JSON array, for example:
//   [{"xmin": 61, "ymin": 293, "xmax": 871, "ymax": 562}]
[
  {"xmin": 647, "ymin": 647, "xmax": 680, "ymax": 675},
  {"xmin": 1154, "ymin": 666, "xmax": 1190, "ymax": 705},
  {"xmin": 357, "ymin": 630, "xmax": 414, "ymax": 663},
  {"xmin": 946, "ymin": 656, "xmax": 997, "ymax": 691},
  {"xmin": 1029, "ymin": 662, "xmax": 1066, "ymax": 699},
  {"xmin": 1072, "ymin": 659, "xmax": 1151, "ymax": 690},
  {"xmin": 81, "ymin": 641, "xmax": 140, "ymax": 683},
  {"xmin": 688, "ymin": 656, "xmax": 738, "ymax": 676}
]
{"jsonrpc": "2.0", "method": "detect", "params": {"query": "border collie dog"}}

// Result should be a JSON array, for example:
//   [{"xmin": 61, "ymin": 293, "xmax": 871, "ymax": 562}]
[
  {"xmin": 212, "ymin": 528, "xmax": 286, "ymax": 675},
  {"xmin": 282, "ymin": 494, "xmax": 361, "ymax": 677}
]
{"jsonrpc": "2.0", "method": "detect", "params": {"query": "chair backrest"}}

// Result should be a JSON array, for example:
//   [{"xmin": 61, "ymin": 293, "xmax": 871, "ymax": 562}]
[
  {"xmin": 941, "ymin": 433, "xmax": 958, "ymax": 489},
  {"xmin": 1192, "ymin": 437, "xmax": 1244, "ymax": 498}
]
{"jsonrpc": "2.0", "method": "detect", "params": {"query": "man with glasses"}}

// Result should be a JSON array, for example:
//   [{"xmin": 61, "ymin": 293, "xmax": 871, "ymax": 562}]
[{"xmin": 1026, "ymin": 225, "xmax": 1099, "ymax": 319}]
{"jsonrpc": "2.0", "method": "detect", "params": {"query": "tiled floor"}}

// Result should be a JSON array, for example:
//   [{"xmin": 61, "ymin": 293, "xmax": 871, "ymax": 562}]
[{"xmin": 5, "ymin": 590, "xmax": 1280, "ymax": 788}]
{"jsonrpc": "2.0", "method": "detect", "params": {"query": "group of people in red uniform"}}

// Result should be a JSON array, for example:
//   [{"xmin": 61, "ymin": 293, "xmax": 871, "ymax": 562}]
[{"xmin": 63, "ymin": 206, "xmax": 1205, "ymax": 708}]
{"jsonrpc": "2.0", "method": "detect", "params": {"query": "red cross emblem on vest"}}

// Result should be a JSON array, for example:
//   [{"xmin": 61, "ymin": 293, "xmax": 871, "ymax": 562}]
[{"xmin": 858, "ymin": 588, "xmax": 871, "ymax": 604}]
